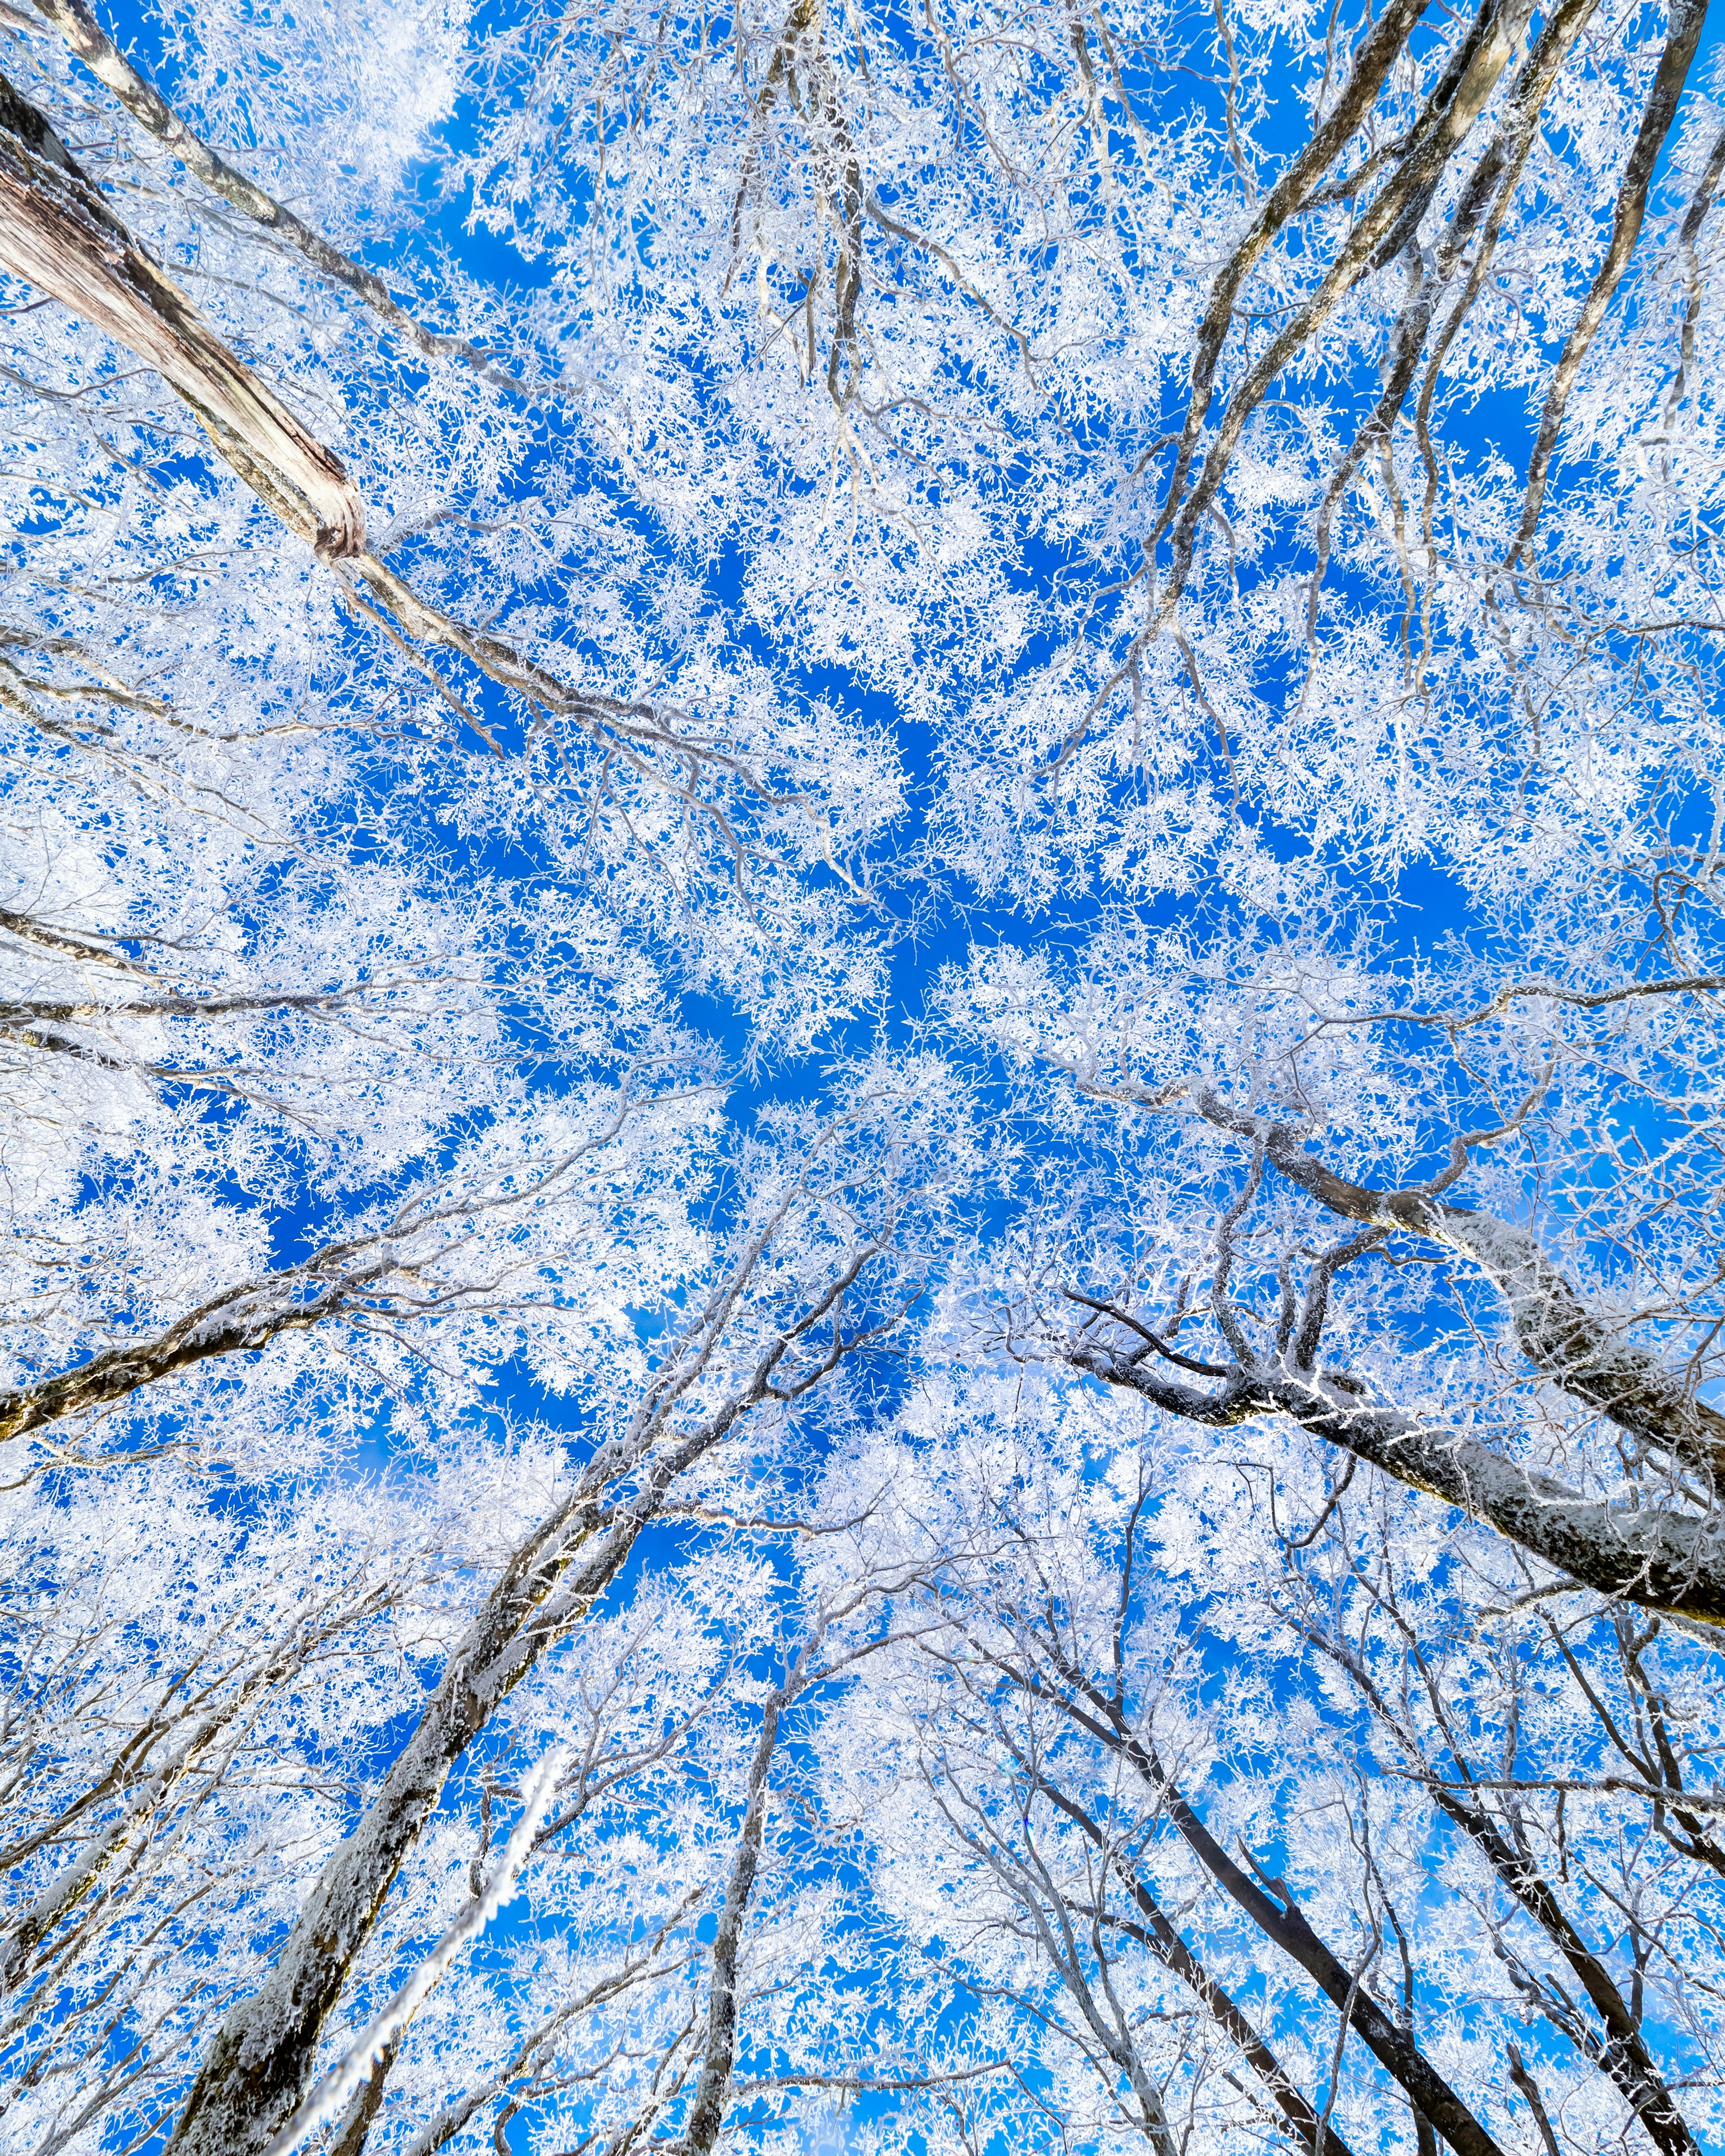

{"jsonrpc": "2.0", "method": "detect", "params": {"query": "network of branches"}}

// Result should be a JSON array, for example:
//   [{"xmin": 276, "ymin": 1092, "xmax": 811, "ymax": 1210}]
[{"xmin": 4, "ymin": 0, "xmax": 1725, "ymax": 2152}]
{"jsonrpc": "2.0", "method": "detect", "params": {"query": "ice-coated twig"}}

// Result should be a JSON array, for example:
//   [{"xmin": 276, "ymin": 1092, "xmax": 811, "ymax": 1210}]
[{"xmin": 263, "ymin": 1742, "xmax": 570, "ymax": 2156}]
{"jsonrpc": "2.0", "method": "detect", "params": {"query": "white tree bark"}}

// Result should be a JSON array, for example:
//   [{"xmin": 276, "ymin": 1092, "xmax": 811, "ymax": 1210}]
[{"xmin": 0, "ymin": 73, "xmax": 363, "ymax": 555}]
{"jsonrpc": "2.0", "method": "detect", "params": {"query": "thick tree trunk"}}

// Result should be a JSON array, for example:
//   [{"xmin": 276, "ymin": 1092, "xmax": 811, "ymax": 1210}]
[
  {"xmin": 1061, "ymin": 1096, "xmax": 1725, "ymax": 1623},
  {"xmin": 31, "ymin": 0, "xmax": 529, "ymax": 396},
  {"xmin": 168, "ymin": 1470, "xmax": 661, "ymax": 2155},
  {"xmin": 0, "ymin": 73, "xmax": 363, "ymax": 555},
  {"xmin": 169, "ymin": 1228, "xmax": 885, "ymax": 2155},
  {"xmin": 1074, "ymin": 1346, "xmax": 1725, "ymax": 1625}
]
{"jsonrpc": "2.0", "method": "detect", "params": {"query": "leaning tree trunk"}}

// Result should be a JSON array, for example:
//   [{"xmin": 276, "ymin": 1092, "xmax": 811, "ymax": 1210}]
[{"xmin": 0, "ymin": 71, "xmax": 363, "ymax": 556}]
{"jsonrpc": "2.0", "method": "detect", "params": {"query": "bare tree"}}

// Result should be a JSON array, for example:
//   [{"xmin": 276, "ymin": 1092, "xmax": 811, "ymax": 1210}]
[{"xmin": 5, "ymin": 0, "xmax": 1725, "ymax": 2147}]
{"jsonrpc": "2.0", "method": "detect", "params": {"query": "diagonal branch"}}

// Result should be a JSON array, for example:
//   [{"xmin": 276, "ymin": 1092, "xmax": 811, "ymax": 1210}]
[
  {"xmin": 167, "ymin": 1217, "xmax": 894, "ymax": 2156},
  {"xmin": 0, "ymin": 1087, "xmax": 654, "ymax": 1445},
  {"xmin": 27, "ymin": 0, "xmax": 543, "ymax": 401},
  {"xmin": 1509, "ymin": 0, "xmax": 1711, "ymax": 562},
  {"xmin": 998, "ymin": 1638, "xmax": 1508, "ymax": 2156},
  {"xmin": 1031, "ymin": 1776, "xmax": 1358, "ymax": 2156},
  {"xmin": 0, "ymin": 1256, "xmax": 380, "ymax": 1447},
  {"xmin": 1198, "ymin": 1091, "xmax": 1725, "ymax": 1482},
  {"xmin": 0, "ymin": 74, "xmax": 871, "ymax": 903},
  {"xmin": 1306, "ymin": 1624, "xmax": 1702, "ymax": 2156},
  {"xmin": 0, "ymin": 71, "xmax": 363, "ymax": 554},
  {"xmin": 1069, "ymin": 1333, "xmax": 1725, "ymax": 1624}
]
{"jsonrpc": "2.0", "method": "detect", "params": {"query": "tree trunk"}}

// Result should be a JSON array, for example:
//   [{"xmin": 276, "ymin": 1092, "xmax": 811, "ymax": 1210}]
[{"xmin": 0, "ymin": 72, "xmax": 363, "ymax": 556}]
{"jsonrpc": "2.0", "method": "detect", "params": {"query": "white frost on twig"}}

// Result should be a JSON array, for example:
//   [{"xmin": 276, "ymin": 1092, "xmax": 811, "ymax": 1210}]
[{"xmin": 265, "ymin": 1741, "xmax": 570, "ymax": 2156}]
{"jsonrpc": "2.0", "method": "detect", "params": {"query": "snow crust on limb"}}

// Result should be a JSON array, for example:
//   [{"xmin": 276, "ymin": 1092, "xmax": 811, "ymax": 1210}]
[
  {"xmin": 5, "ymin": 0, "xmax": 1725, "ymax": 2149},
  {"xmin": 0, "ymin": 70, "xmax": 363, "ymax": 554}
]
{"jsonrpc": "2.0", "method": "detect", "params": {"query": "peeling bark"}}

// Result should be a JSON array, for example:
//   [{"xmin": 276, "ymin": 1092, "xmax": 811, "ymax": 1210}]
[
  {"xmin": 29, "ymin": 0, "xmax": 536, "ymax": 400},
  {"xmin": 0, "ymin": 72, "xmax": 363, "ymax": 555}
]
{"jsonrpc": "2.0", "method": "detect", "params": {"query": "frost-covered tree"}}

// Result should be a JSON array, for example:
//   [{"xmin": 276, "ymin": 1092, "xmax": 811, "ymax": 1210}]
[{"xmin": 5, "ymin": 0, "xmax": 1725, "ymax": 2149}]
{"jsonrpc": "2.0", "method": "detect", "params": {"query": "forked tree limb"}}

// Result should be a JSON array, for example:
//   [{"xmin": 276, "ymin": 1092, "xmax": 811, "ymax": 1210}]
[
  {"xmin": 1030, "ymin": 1778, "xmax": 1361, "ymax": 2156},
  {"xmin": 1310, "ymin": 1629, "xmax": 1703, "ymax": 2156},
  {"xmin": 1045, "ymin": 1093, "xmax": 1725, "ymax": 1620},
  {"xmin": 1399, "ymin": 0, "xmax": 1601, "ymax": 632},
  {"xmin": 1196, "ymin": 1092, "xmax": 1725, "ymax": 1482},
  {"xmin": 168, "ymin": 1423, "xmax": 728, "ymax": 2155},
  {"xmin": 1068, "ymin": 1337, "xmax": 1725, "ymax": 1623},
  {"xmin": 1050, "ymin": 0, "xmax": 1530, "ymax": 780},
  {"xmin": 168, "ymin": 1217, "xmax": 894, "ymax": 2156},
  {"xmin": 1002, "ymin": 1644, "xmax": 1509, "ymax": 2156}
]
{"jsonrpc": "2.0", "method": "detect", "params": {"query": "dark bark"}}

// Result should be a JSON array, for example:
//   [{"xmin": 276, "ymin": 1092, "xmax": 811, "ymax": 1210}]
[
  {"xmin": 1018, "ymin": 1659, "xmax": 1508, "ymax": 2156},
  {"xmin": 1152, "ymin": 0, "xmax": 1531, "ymax": 634},
  {"xmin": 1160, "ymin": 0, "xmax": 1438, "ymax": 532},
  {"xmin": 170, "ymin": 1448, "xmax": 703, "ymax": 2152},
  {"xmin": 1314, "ymin": 1634, "xmax": 1702, "ymax": 2156},
  {"xmin": 1038, "ymin": 1780, "xmax": 1360, "ymax": 2156},
  {"xmin": 1068, "ymin": 1324, "xmax": 1725, "ymax": 1625},
  {"xmin": 1510, "ymin": 0, "xmax": 1711, "ymax": 559},
  {"xmin": 0, "ymin": 1260, "xmax": 382, "ymax": 1446},
  {"xmin": 683, "ymin": 1687, "xmax": 787, "ymax": 2154},
  {"xmin": 169, "ymin": 1238, "xmax": 885, "ymax": 2156},
  {"xmin": 1056, "ymin": 1097, "xmax": 1725, "ymax": 1625},
  {"xmin": 1210, "ymin": 1101, "xmax": 1725, "ymax": 1480}
]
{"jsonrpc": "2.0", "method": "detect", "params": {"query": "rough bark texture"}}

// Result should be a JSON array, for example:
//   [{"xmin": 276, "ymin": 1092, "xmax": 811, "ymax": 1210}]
[
  {"xmin": 0, "ymin": 1261, "xmax": 383, "ymax": 1446},
  {"xmin": 1075, "ymin": 1349, "xmax": 1725, "ymax": 1625},
  {"xmin": 31, "ymin": 0, "xmax": 530, "ymax": 396},
  {"xmin": 682, "ymin": 1693, "xmax": 782, "ymax": 2156},
  {"xmin": 1510, "ymin": 0, "xmax": 1711, "ymax": 558},
  {"xmin": 1065, "ymin": 1098, "xmax": 1725, "ymax": 1624},
  {"xmin": 169, "ymin": 1480, "xmax": 652, "ymax": 2155},
  {"xmin": 0, "ymin": 72, "xmax": 363, "ymax": 555},
  {"xmin": 1247, "ymin": 1116, "xmax": 1725, "ymax": 1479},
  {"xmin": 169, "ymin": 1220, "xmax": 880, "ymax": 2154}
]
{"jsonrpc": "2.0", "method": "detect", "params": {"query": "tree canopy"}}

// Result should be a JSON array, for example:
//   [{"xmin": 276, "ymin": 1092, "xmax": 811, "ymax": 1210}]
[{"xmin": 4, "ymin": 0, "xmax": 1725, "ymax": 2151}]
